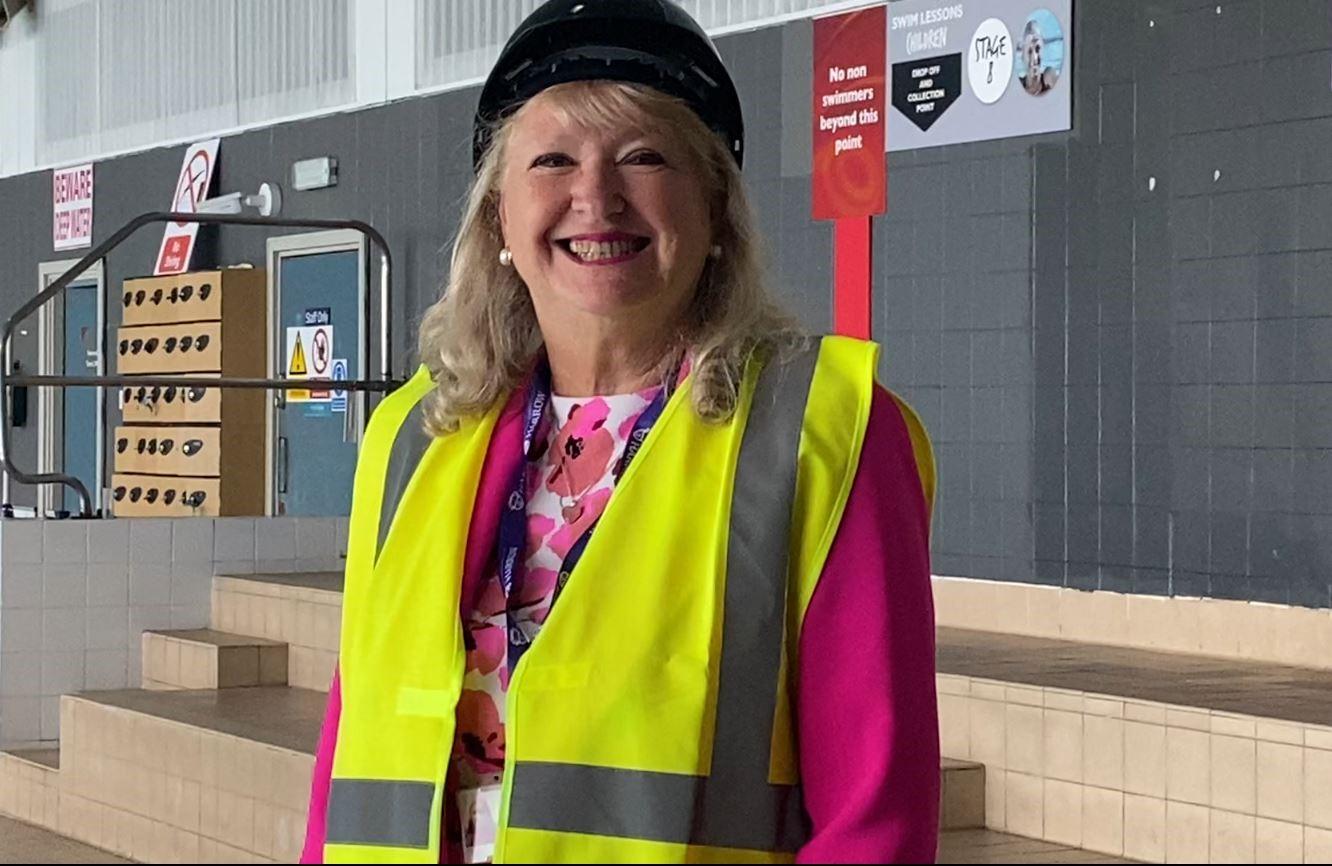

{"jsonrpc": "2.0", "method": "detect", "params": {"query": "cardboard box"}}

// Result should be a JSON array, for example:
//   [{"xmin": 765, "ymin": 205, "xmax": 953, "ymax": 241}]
[
  {"xmin": 110, "ymin": 474, "xmax": 223, "ymax": 517},
  {"xmin": 120, "ymin": 268, "xmax": 265, "ymax": 327},
  {"xmin": 119, "ymin": 375, "xmax": 265, "ymax": 431},
  {"xmin": 115, "ymin": 322, "xmax": 221, "ymax": 374},
  {"xmin": 114, "ymin": 265, "xmax": 269, "ymax": 518},
  {"xmin": 113, "ymin": 409, "xmax": 263, "ymax": 477},
  {"xmin": 114, "ymin": 317, "xmax": 266, "ymax": 377},
  {"xmin": 120, "ymin": 375, "xmax": 222, "ymax": 424},
  {"xmin": 113, "ymin": 425, "xmax": 222, "ymax": 476}
]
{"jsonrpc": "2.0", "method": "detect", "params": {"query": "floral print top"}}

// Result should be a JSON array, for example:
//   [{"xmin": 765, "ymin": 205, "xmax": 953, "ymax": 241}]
[{"xmin": 449, "ymin": 386, "xmax": 660, "ymax": 862}]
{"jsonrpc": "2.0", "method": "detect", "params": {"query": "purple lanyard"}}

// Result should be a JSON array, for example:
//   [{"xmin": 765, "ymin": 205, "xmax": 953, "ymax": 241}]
[{"xmin": 497, "ymin": 359, "xmax": 672, "ymax": 670}]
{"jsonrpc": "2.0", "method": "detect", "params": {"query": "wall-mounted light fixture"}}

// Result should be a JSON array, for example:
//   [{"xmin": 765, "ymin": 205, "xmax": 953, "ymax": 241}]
[{"xmin": 292, "ymin": 157, "xmax": 338, "ymax": 191}]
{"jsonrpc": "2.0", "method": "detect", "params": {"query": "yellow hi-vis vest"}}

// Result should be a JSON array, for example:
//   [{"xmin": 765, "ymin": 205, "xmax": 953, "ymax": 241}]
[{"xmin": 325, "ymin": 336, "xmax": 934, "ymax": 863}]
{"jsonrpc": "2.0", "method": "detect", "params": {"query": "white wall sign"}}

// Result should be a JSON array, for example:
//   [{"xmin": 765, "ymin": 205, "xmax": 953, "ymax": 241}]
[
  {"xmin": 887, "ymin": 1, "xmax": 1073, "ymax": 151},
  {"xmin": 285, "ymin": 325, "xmax": 334, "ymax": 403},
  {"xmin": 52, "ymin": 163, "xmax": 94, "ymax": 251},
  {"xmin": 154, "ymin": 138, "xmax": 220, "ymax": 275}
]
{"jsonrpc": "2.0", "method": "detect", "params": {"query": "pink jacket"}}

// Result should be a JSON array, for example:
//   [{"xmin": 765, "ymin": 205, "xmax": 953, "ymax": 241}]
[{"xmin": 301, "ymin": 384, "xmax": 939, "ymax": 863}]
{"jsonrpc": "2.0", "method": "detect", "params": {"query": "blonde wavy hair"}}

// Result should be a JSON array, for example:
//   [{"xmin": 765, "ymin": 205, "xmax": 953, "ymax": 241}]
[{"xmin": 417, "ymin": 80, "xmax": 804, "ymax": 435}]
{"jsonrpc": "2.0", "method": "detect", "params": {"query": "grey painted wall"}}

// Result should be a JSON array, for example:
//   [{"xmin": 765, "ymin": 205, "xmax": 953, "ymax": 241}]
[
  {"xmin": 878, "ymin": 0, "xmax": 1332, "ymax": 606},
  {"xmin": 1, "ymin": 1, "xmax": 1331, "ymax": 608}
]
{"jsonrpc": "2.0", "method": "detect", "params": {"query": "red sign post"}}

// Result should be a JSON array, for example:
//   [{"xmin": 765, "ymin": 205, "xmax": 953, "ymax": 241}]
[{"xmin": 812, "ymin": 5, "xmax": 887, "ymax": 339}]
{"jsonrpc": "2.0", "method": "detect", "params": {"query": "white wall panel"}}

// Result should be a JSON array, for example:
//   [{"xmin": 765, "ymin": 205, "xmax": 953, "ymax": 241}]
[
  {"xmin": 412, "ymin": 0, "xmax": 862, "ymax": 90},
  {"xmin": 37, "ymin": 0, "xmax": 99, "ymax": 167},
  {"xmin": 5, "ymin": 0, "xmax": 354, "ymax": 176},
  {"xmin": 0, "ymin": 7, "xmax": 40, "ymax": 177},
  {"xmin": 234, "ymin": 0, "xmax": 353, "ymax": 124},
  {"xmin": 2, "ymin": 0, "xmax": 861, "ymax": 178}
]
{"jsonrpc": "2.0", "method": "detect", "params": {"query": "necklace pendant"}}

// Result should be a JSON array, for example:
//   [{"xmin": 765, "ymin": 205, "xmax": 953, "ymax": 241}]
[{"xmin": 561, "ymin": 502, "xmax": 584, "ymax": 523}]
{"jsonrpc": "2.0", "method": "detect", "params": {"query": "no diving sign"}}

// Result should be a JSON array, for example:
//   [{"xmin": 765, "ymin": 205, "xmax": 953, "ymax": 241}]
[{"xmin": 155, "ymin": 138, "xmax": 220, "ymax": 275}]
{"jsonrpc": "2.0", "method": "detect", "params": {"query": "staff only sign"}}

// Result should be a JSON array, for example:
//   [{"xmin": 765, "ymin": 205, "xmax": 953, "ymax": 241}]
[{"xmin": 887, "ymin": 0, "xmax": 1073, "ymax": 151}]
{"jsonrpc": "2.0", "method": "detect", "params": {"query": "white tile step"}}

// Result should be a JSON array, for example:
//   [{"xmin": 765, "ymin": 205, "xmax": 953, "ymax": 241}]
[
  {"xmin": 940, "ymin": 828, "xmax": 1139, "ymax": 863},
  {"xmin": 142, "ymin": 629, "xmax": 287, "ymax": 691},
  {"xmin": 210, "ymin": 573, "xmax": 342, "ymax": 691}
]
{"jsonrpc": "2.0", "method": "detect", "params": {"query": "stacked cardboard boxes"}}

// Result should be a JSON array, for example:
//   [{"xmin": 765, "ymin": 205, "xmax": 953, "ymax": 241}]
[{"xmin": 112, "ymin": 268, "xmax": 268, "ymax": 516}]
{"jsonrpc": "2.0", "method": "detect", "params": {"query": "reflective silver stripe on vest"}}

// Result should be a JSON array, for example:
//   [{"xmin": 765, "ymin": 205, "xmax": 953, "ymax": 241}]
[
  {"xmin": 376, "ymin": 401, "xmax": 433, "ymax": 563},
  {"xmin": 508, "ymin": 343, "xmax": 820, "ymax": 853},
  {"xmin": 327, "ymin": 779, "xmax": 435, "ymax": 849}
]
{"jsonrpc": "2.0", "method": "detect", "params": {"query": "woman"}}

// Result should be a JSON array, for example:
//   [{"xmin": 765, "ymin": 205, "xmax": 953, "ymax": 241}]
[
  {"xmin": 302, "ymin": 1, "xmax": 939, "ymax": 863},
  {"xmin": 1020, "ymin": 20, "xmax": 1058, "ymax": 95}
]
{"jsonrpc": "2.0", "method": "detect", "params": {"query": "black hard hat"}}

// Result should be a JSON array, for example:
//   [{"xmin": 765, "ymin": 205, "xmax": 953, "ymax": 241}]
[{"xmin": 473, "ymin": 0, "xmax": 744, "ymax": 171}]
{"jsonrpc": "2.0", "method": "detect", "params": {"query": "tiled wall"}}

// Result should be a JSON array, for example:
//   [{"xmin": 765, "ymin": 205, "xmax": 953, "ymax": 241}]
[
  {"xmin": 939, "ymin": 672, "xmax": 1332, "ymax": 863},
  {"xmin": 932, "ymin": 576, "xmax": 1332, "ymax": 671},
  {"xmin": 877, "ymin": 0, "xmax": 1332, "ymax": 607},
  {"xmin": 0, "ymin": 517, "xmax": 347, "ymax": 747}
]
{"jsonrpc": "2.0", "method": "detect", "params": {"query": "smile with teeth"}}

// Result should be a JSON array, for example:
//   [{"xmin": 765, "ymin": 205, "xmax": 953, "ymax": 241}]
[{"xmin": 562, "ymin": 238, "xmax": 649, "ymax": 262}]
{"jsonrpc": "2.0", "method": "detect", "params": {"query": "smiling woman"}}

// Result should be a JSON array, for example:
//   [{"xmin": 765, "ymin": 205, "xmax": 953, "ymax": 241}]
[
  {"xmin": 493, "ymin": 83, "xmax": 722, "ymax": 397},
  {"xmin": 301, "ymin": 2, "xmax": 940, "ymax": 864},
  {"xmin": 419, "ymin": 76, "xmax": 791, "ymax": 428}
]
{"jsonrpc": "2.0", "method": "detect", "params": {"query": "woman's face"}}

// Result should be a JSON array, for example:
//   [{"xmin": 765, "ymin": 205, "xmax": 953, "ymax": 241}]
[
  {"xmin": 497, "ymin": 92, "xmax": 714, "ymax": 330},
  {"xmin": 1024, "ymin": 32, "xmax": 1044, "ymax": 71}
]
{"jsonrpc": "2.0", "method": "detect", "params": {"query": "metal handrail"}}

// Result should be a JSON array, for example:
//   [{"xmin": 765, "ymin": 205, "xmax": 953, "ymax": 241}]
[{"xmin": 1, "ymin": 211, "xmax": 401, "ymax": 519}]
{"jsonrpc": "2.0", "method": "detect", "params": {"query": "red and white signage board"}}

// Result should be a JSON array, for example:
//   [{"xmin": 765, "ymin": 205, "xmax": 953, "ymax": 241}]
[
  {"xmin": 52, "ymin": 163, "xmax": 94, "ymax": 251},
  {"xmin": 812, "ymin": 5, "xmax": 887, "ymax": 221},
  {"xmin": 155, "ymin": 138, "xmax": 220, "ymax": 275},
  {"xmin": 813, "ymin": 5, "xmax": 887, "ymax": 340}
]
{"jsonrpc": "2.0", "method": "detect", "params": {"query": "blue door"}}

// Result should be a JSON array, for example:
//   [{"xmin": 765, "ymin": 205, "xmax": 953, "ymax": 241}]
[
  {"xmin": 275, "ymin": 249, "xmax": 360, "ymax": 516},
  {"xmin": 61, "ymin": 282, "xmax": 99, "ymax": 513}
]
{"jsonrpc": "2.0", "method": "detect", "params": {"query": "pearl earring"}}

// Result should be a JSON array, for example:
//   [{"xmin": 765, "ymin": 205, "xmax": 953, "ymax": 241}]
[
  {"xmin": 709, "ymin": 244, "xmax": 722, "ymax": 260},
  {"xmin": 498, "ymin": 247, "xmax": 513, "ymax": 267}
]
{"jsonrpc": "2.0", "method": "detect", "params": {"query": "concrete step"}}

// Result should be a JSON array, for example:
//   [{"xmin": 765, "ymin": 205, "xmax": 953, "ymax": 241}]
[
  {"xmin": 0, "ymin": 814, "xmax": 129, "ymax": 864},
  {"xmin": 0, "ymin": 818, "xmax": 1135, "ymax": 866},
  {"xmin": 142, "ymin": 629, "xmax": 288, "ymax": 691},
  {"xmin": 211, "ymin": 572, "xmax": 342, "ymax": 691},
  {"xmin": 0, "ymin": 748, "xmax": 60, "ymax": 828},
  {"xmin": 939, "ymin": 828, "xmax": 1138, "ymax": 863},
  {"xmin": 204, "ymin": 572, "xmax": 998, "ymax": 833},
  {"xmin": 0, "ymin": 686, "xmax": 323, "ymax": 863},
  {"xmin": 942, "ymin": 757, "xmax": 986, "ymax": 830},
  {"xmin": 938, "ymin": 626, "xmax": 1332, "ymax": 863},
  {"xmin": 9, "ymin": 747, "xmax": 59, "ymax": 770},
  {"xmin": 0, "ymin": 690, "xmax": 987, "ymax": 862}
]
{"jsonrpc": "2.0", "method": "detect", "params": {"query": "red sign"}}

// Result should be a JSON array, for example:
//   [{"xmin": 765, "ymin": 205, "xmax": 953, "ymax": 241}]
[
  {"xmin": 157, "ymin": 236, "xmax": 192, "ymax": 274},
  {"xmin": 311, "ymin": 327, "xmax": 331, "ymax": 375},
  {"xmin": 812, "ymin": 6, "xmax": 887, "ymax": 220}
]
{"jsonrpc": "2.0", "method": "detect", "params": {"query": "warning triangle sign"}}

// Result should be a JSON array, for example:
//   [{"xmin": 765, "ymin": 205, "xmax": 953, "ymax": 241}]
[{"xmin": 289, "ymin": 333, "xmax": 308, "ymax": 376}]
